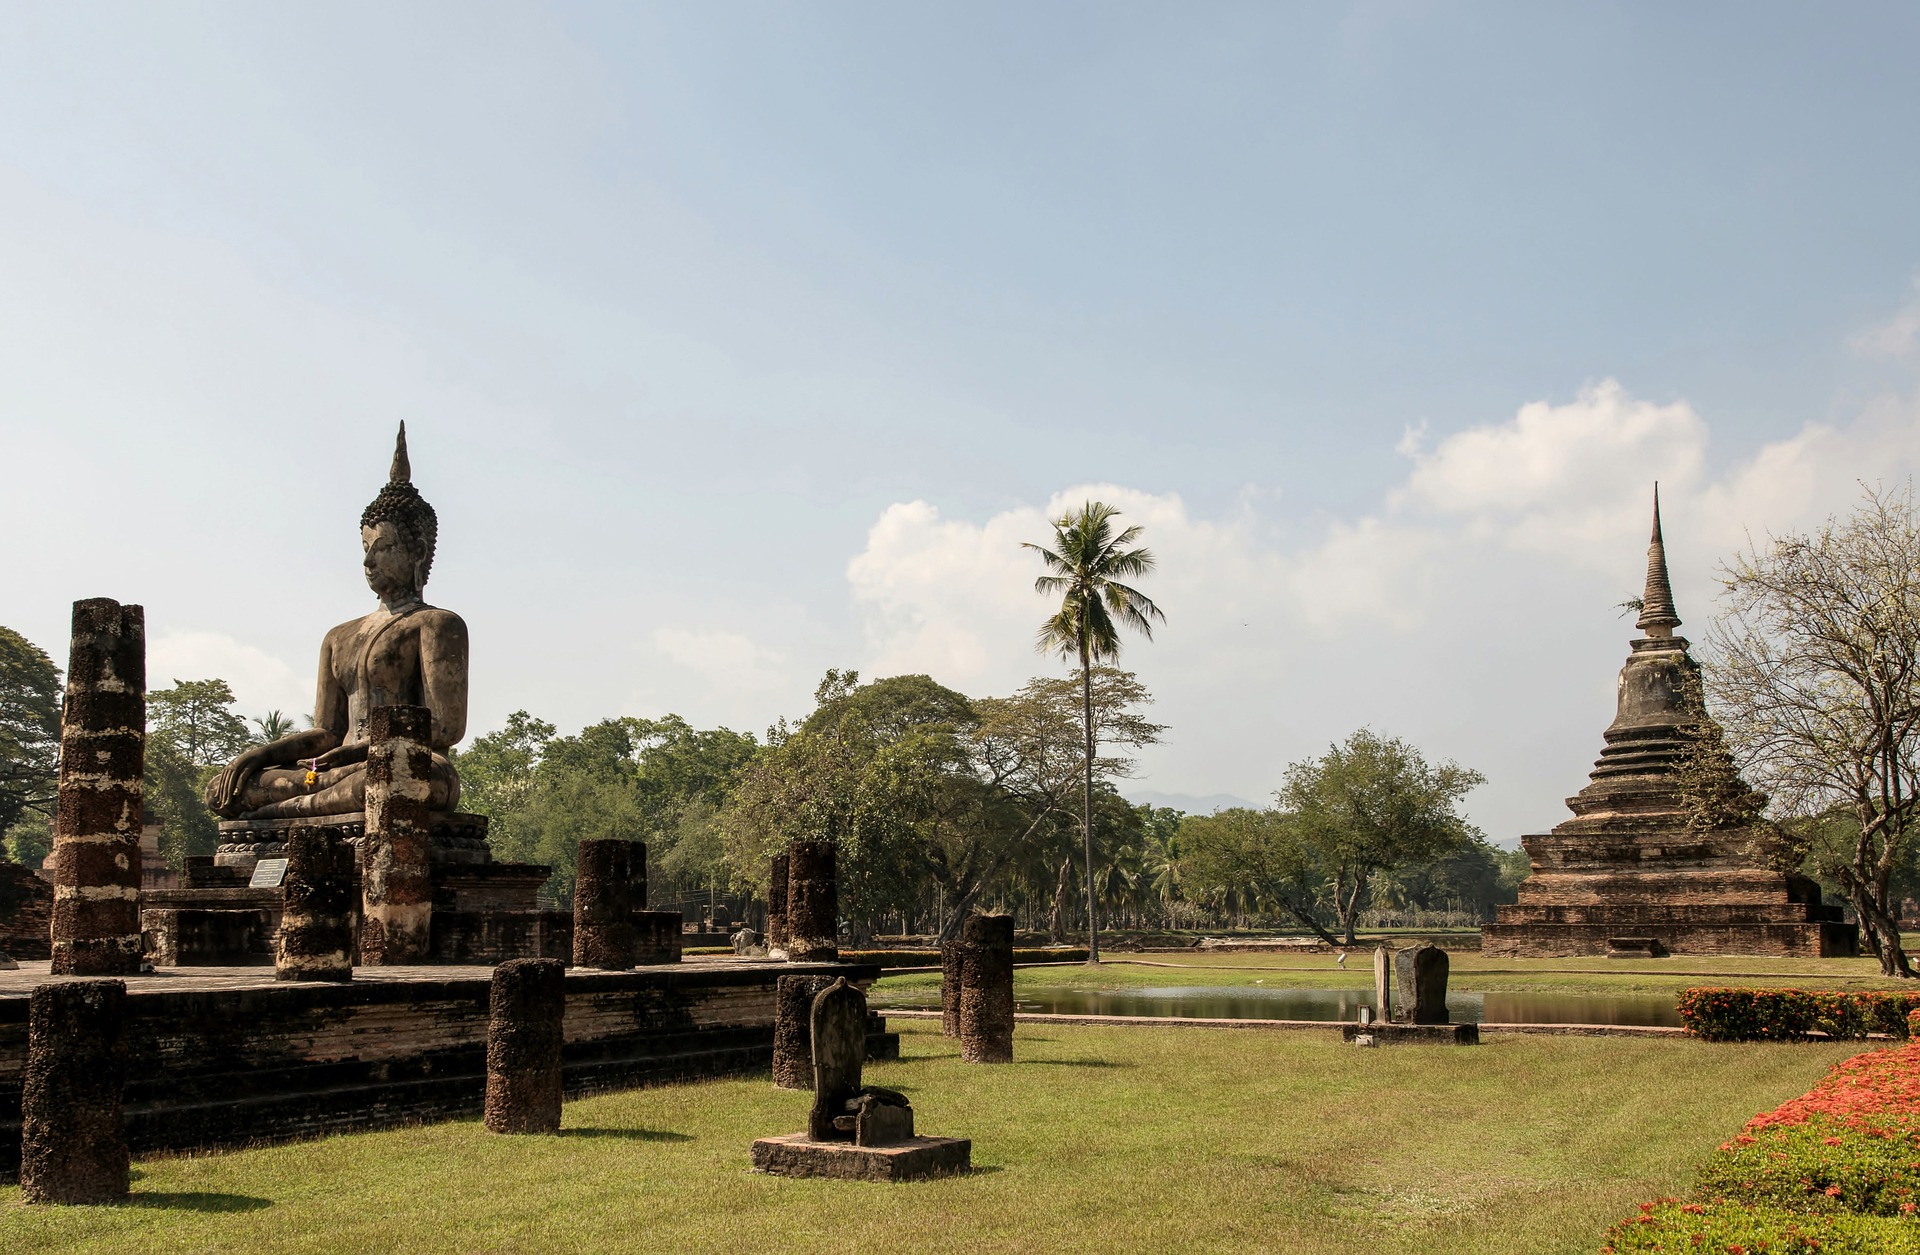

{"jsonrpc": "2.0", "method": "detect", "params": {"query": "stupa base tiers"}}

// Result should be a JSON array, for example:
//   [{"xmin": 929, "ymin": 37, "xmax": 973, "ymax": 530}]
[{"xmin": 1481, "ymin": 919, "xmax": 1857, "ymax": 959}]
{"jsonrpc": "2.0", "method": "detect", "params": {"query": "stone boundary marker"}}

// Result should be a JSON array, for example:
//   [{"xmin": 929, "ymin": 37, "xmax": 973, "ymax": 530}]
[
  {"xmin": 50, "ymin": 598, "xmax": 145, "ymax": 978},
  {"xmin": 877, "ymin": 1008, "xmax": 1689, "ymax": 1037},
  {"xmin": 485, "ymin": 958, "xmax": 565, "ymax": 1134},
  {"xmin": 21, "ymin": 978, "xmax": 129, "ymax": 1204}
]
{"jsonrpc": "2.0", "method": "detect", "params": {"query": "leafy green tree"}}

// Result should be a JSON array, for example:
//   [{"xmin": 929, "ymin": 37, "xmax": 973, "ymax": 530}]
[
  {"xmin": 143, "ymin": 678, "xmax": 253, "ymax": 867},
  {"xmin": 1024, "ymin": 501, "xmax": 1164, "ymax": 961},
  {"xmin": 0, "ymin": 626, "xmax": 61, "ymax": 852},
  {"xmin": 1278, "ymin": 728, "xmax": 1485, "ymax": 944},
  {"xmin": 1181, "ymin": 807, "xmax": 1339, "ymax": 942},
  {"xmin": 454, "ymin": 709, "xmax": 558, "ymax": 862}
]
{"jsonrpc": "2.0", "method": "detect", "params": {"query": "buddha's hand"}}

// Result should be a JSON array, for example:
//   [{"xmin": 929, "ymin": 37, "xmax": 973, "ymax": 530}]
[
  {"xmin": 203, "ymin": 748, "xmax": 268, "ymax": 817},
  {"xmin": 312, "ymin": 742, "xmax": 368, "ymax": 772}
]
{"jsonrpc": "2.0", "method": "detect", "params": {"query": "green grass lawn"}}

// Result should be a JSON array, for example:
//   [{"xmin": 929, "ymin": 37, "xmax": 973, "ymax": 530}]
[
  {"xmin": 0, "ymin": 1021, "xmax": 1858, "ymax": 1255},
  {"xmin": 874, "ymin": 950, "xmax": 1917, "ymax": 1001}
]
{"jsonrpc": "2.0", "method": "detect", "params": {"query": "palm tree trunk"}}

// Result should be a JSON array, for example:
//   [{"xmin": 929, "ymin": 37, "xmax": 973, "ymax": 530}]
[{"xmin": 1081, "ymin": 647, "xmax": 1099, "ymax": 964}]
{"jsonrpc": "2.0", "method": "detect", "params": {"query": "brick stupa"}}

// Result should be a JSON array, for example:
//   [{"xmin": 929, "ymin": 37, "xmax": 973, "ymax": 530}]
[{"xmin": 1481, "ymin": 491, "xmax": 1858, "ymax": 959}]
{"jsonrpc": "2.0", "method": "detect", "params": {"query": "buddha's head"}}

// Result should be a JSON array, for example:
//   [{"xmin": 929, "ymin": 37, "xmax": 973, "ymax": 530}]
[{"xmin": 360, "ymin": 423, "xmax": 438, "ymax": 602}]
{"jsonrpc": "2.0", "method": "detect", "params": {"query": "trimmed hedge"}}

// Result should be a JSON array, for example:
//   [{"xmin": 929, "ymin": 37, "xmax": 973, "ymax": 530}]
[
  {"xmin": 1603, "ymin": 1200, "xmax": 1920, "ymax": 1254},
  {"xmin": 840, "ymin": 947, "xmax": 1090, "ymax": 970},
  {"xmin": 1676, "ymin": 987, "xmax": 1920, "ymax": 1042}
]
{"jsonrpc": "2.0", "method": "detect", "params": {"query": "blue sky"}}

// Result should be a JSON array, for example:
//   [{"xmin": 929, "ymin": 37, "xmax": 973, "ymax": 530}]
[{"xmin": 3, "ymin": 3, "xmax": 1919, "ymax": 839}]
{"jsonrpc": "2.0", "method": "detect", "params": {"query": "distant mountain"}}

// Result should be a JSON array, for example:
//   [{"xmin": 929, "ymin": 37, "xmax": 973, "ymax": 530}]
[{"xmin": 1123, "ymin": 790, "xmax": 1260, "ymax": 815}]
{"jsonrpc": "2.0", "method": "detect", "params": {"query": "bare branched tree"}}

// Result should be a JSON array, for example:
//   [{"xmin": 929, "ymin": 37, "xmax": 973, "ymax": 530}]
[{"xmin": 1704, "ymin": 482, "xmax": 1920, "ymax": 977}]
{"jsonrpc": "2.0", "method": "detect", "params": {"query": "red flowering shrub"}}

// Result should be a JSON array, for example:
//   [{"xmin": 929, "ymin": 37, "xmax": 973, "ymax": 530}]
[
  {"xmin": 1677, "ymin": 988, "xmax": 1920, "ymax": 1041},
  {"xmin": 1601, "ymin": 1042, "xmax": 1920, "ymax": 1251}
]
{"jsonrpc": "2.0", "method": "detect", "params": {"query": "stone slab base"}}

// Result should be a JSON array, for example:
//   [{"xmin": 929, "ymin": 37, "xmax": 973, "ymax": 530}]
[
  {"xmin": 1481, "ymin": 920, "xmax": 1858, "ymax": 959},
  {"xmin": 1342, "ymin": 1023, "xmax": 1479, "ymax": 1046},
  {"xmin": 750, "ymin": 1133, "xmax": 971, "ymax": 1181}
]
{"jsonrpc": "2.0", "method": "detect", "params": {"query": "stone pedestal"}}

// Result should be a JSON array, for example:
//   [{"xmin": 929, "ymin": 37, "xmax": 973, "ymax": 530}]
[
  {"xmin": 50, "ymin": 598, "xmax": 145, "ymax": 978},
  {"xmin": 958, "ymin": 914, "xmax": 1014, "ymax": 1064},
  {"xmin": 485, "ymin": 958, "xmax": 565, "ymax": 1134},
  {"xmin": 1342, "ymin": 1023, "xmax": 1479, "ymax": 1046},
  {"xmin": 749, "ymin": 1133, "xmax": 972, "ymax": 1181},
  {"xmin": 772, "ymin": 974, "xmax": 835, "ymax": 1089},
  {"xmin": 215, "ymin": 811, "xmax": 492, "ymax": 872},
  {"xmin": 277, "ymin": 824, "xmax": 355, "ymax": 982},
  {"xmin": 21, "ymin": 979, "xmax": 129, "ymax": 1203},
  {"xmin": 786, "ymin": 841, "xmax": 837, "ymax": 962},
  {"xmin": 360, "ymin": 706, "xmax": 435, "ymax": 965},
  {"xmin": 574, "ymin": 839, "xmax": 640, "ymax": 970}
]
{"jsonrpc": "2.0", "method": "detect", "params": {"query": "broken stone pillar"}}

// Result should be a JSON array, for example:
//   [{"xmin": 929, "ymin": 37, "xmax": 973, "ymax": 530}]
[
  {"xmin": 276, "ymin": 824, "xmax": 355, "ymax": 982},
  {"xmin": 20, "ymin": 979, "xmax": 129, "ymax": 1204},
  {"xmin": 50, "ymin": 598, "xmax": 145, "ymax": 977},
  {"xmin": 484, "ymin": 958, "xmax": 566, "ymax": 1134},
  {"xmin": 786, "ymin": 840, "xmax": 838, "ymax": 961},
  {"xmin": 1373, "ymin": 945, "xmax": 1392, "ymax": 1022},
  {"xmin": 939, "ymin": 940, "xmax": 965, "ymax": 1038},
  {"xmin": 1394, "ymin": 944, "xmax": 1450, "ymax": 1025},
  {"xmin": 959, "ymin": 914, "xmax": 1015, "ymax": 1064},
  {"xmin": 807, "ymin": 977, "xmax": 867, "ymax": 1141},
  {"xmin": 772, "ymin": 973, "xmax": 835, "ymax": 1089},
  {"xmin": 360, "ymin": 705, "xmax": 434, "ymax": 965},
  {"xmin": 573, "ymin": 838, "xmax": 638, "ymax": 970},
  {"xmin": 766, "ymin": 852, "xmax": 789, "ymax": 954}
]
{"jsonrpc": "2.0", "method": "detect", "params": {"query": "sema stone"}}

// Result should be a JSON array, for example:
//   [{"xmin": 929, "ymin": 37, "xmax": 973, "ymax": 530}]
[
  {"xmin": 50, "ymin": 598, "xmax": 145, "ymax": 977},
  {"xmin": 21, "ymin": 979, "xmax": 129, "ymax": 1204},
  {"xmin": 1372, "ymin": 945, "xmax": 1391, "ymax": 1022},
  {"xmin": 484, "ymin": 958, "xmax": 565, "ymax": 1134},
  {"xmin": 807, "ymin": 977, "xmax": 867, "ymax": 1140},
  {"xmin": 1394, "ymin": 944, "xmax": 1450, "ymax": 1025}
]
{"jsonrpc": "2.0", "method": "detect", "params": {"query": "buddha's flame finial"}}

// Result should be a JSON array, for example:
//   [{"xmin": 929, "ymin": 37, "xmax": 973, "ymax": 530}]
[
  {"xmin": 390, "ymin": 421, "xmax": 412, "ymax": 484},
  {"xmin": 1637, "ymin": 483, "xmax": 1682, "ymax": 637}
]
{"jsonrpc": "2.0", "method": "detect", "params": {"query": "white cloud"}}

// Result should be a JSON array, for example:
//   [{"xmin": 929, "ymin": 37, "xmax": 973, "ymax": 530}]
[
  {"xmin": 148, "ymin": 631, "xmax": 310, "ymax": 722},
  {"xmin": 1851, "ymin": 279, "xmax": 1920, "ymax": 359},
  {"xmin": 651, "ymin": 627, "xmax": 788, "ymax": 695},
  {"xmin": 844, "ymin": 380, "xmax": 1920, "ymax": 843}
]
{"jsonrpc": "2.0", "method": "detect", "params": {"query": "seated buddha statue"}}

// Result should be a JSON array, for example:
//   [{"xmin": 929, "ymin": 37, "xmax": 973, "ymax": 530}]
[{"xmin": 205, "ymin": 424, "xmax": 468, "ymax": 821}]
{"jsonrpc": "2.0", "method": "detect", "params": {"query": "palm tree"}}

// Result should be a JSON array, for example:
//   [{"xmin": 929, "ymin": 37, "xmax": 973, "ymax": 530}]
[
  {"xmin": 254, "ymin": 710, "xmax": 298, "ymax": 744},
  {"xmin": 1023, "ymin": 501, "xmax": 1164, "ymax": 962}
]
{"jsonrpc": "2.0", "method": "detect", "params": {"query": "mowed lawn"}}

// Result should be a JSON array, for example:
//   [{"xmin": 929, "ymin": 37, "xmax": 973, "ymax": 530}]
[{"xmin": 0, "ymin": 1021, "xmax": 1857, "ymax": 1255}]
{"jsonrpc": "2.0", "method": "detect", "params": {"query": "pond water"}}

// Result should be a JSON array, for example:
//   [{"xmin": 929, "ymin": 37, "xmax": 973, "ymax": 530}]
[{"xmin": 875, "ymin": 984, "xmax": 1684, "ymax": 1028}]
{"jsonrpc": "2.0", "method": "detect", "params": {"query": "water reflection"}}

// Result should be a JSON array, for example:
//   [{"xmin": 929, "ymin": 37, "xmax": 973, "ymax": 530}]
[{"xmin": 876, "ymin": 984, "xmax": 1683, "ymax": 1027}]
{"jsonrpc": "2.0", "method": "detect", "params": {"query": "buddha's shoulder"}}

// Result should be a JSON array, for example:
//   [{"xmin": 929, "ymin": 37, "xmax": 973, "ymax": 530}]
[{"xmin": 412, "ymin": 605, "xmax": 467, "ymax": 637}]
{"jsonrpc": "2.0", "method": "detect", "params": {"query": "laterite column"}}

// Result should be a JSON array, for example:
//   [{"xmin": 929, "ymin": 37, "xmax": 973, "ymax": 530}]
[
  {"xmin": 940, "ymin": 941, "xmax": 965, "ymax": 1038},
  {"xmin": 573, "ymin": 839, "xmax": 637, "ymax": 969},
  {"xmin": 485, "ymin": 958, "xmax": 566, "ymax": 1134},
  {"xmin": 959, "ymin": 914, "xmax": 1015, "ymax": 1063},
  {"xmin": 50, "ymin": 598, "xmax": 144, "ymax": 977},
  {"xmin": 20, "ymin": 979, "xmax": 129, "ymax": 1203},
  {"xmin": 772, "ymin": 973, "xmax": 835, "ymax": 1089},
  {"xmin": 360, "ymin": 705, "xmax": 434, "ymax": 964},
  {"xmin": 785, "ymin": 840, "xmax": 838, "ymax": 961},
  {"xmin": 276, "ymin": 824, "xmax": 355, "ymax": 981},
  {"xmin": 766, "ymin": 852, "xmax": 789, "ymax": 954}
]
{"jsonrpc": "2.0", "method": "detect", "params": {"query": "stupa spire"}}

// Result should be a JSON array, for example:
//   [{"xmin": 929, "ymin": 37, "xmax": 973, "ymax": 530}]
[
  {"xmin": 1636, "ymin": 484, "xmax": 1681, "ymax": 637},
  {"xmin": 390, "ymin": 421, "xmax": 412, "ymax": 484}
]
